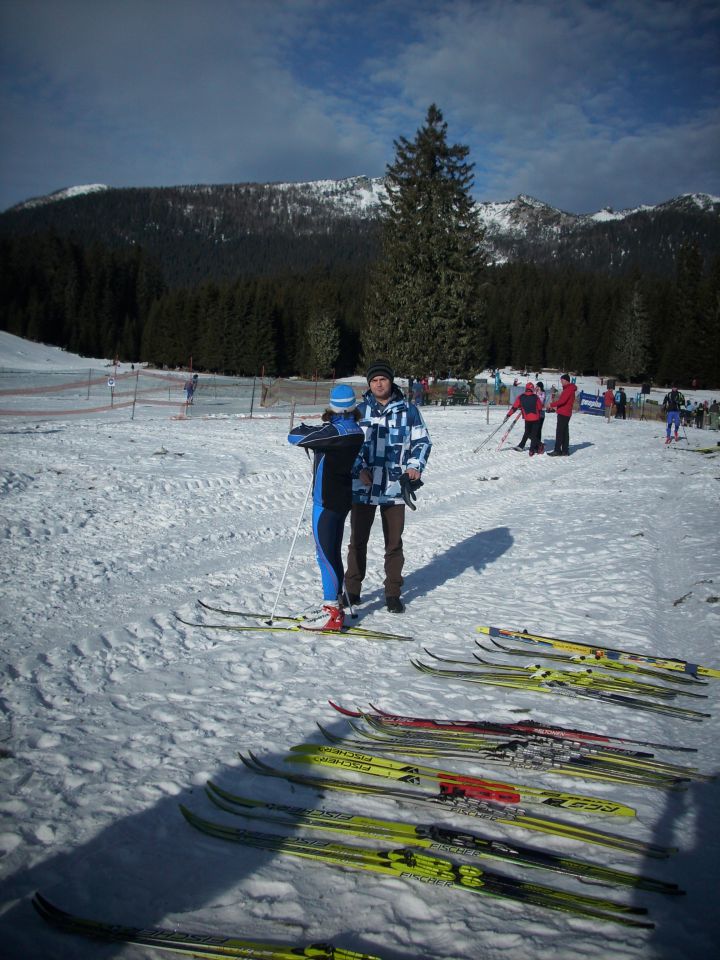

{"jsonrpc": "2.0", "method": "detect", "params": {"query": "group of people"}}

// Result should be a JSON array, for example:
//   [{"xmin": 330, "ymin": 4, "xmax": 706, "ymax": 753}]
[
  {"xmin": 682, "ymin": 397, "xmax": 717, "ymax": 429},
  {"xmin": 287, "ymin": 365, "xmax": 717, "ymax": 630},
  {"xmin": 408, "ymin": 375, "xmax": 430, "ymax": 406},
  {"xmin": 602, "ymin": 385, "xmax": 627, "ymax": 421},
  {"xmin": 288, "ymin": 361, "xmax": 432, "ymax": 631},
  {"xmin": 506, "ymin": 374, "xmax": 578, "ymax": 457},
  {"xmin": 661, "ymin": 386, "xmax": 720, "ymax": 442}
]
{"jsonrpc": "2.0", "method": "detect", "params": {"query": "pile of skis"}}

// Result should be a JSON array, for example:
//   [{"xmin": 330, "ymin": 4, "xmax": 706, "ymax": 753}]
[
  {"xmin": 407, "ymin": 624, "xmax": 719, "ymax": 720},
  {"xmin": 173, "ymin": 695, "xmax": 718, "ymax": 933},
  {"xmin": 36, "ymin": 616, "xmax": 719, "ymax": 954}
]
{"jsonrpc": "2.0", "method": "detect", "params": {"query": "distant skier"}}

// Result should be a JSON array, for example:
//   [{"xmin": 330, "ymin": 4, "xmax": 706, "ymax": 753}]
[
  {"xmin": 508, "ymin": 382, "xmax": 544, "ymax": 456},
  {"xmin": 662, "ymin": 385, "xmax": 685, "ymax": 444},
  {"xmin": 515, "ymin": 380, "xmax": 546, "ymax": 452},
  {"xmin": 184, "ymin": 373, "xmax": 198, "ymax": 404}
]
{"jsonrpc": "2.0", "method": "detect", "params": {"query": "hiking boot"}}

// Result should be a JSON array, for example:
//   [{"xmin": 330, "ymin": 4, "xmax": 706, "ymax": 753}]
[
  {"xmin": 529, "ymin": 450, "xmax": 535, "ymax": 457},
  {"xmin": 343, "ymin": 593, "xmax": 361, "ymax": 608},
  {"xmin": 538, "ymin": 443, "xmax": 545, "ymax": 454},
  {"xmin": 547, "ymin": 450, "xmax": 561, "ymax": 457},
  {"xmin": 385, "ymin": 596, "xmax": 405, "ymax": 614},
  {"xmin": 300, "ymin": 604, "xmax": 345, "ymax": 632},
  {"xmin": 513, "ymin": 445, "xmax": 525, "ymax": 452}
]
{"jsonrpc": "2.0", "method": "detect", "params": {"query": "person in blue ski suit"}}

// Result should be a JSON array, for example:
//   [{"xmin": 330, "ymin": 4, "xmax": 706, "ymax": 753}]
[
  {"xmin": 662, "ymin": 385, "xmax": 686, "ymax": 444},
  {"xmin": 345, "ymin": 361, "xmax": 432, "ymax": 613},
  {"xmin": 287, "ymin": 383, "xmax": 364, "ymax": 631}
]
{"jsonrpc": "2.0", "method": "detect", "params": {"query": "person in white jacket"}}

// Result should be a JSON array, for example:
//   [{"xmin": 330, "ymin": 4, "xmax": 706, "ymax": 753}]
[{"xmin": 345, "ymin": 360, "xmax": 432, "ymax": 613}]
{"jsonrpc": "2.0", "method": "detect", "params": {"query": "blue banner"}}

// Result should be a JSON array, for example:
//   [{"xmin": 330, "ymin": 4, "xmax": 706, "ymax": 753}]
[{"xmin": 579, "ymin": 391, "xmax": 604, "ymax": 416}]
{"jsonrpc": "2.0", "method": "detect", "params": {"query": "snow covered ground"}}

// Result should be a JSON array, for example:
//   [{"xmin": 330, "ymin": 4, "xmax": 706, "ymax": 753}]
[{"xmin": 1, "ymin": 333, "xmax": 719, "ymax": 960}]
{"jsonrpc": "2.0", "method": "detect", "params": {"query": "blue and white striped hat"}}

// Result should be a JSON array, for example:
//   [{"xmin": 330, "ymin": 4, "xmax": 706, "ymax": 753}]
[{"xmin": 329, "ymin": 383, "xmax": 357, "ymax": 412}]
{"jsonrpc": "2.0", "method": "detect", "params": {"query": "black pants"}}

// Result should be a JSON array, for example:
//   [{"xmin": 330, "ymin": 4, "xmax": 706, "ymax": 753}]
[
  {"xmin": 345, "ymin": 502, "xmax": 406, "ymax": 598},
  {"xmin": 555, "ymin": 414, "xmax": 571, "ymax": 454},
  {"xmin": 519, "ymin": 415, "xmax": 544, "ymax": 448},
  {"xmin": 525, "ymin": 420, "xmax": 541, "ymax": 453}
]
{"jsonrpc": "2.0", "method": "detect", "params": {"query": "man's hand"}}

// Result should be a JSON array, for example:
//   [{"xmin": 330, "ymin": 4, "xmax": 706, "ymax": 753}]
[
  {"xmin": 405, "ymin": 468, "xmax": 421, "ymax": 482},
  {"xmin": 400, "ymin": 473, "xmax": 424, "ymax": 510}
]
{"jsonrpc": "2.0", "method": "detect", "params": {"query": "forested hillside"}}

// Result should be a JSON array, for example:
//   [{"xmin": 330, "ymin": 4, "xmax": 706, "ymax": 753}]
[
  {"xmin": 0, "ymin": 182, "xmax": 382, "ymax": 287},
  {"xmin": 1, "ymin": 178, "xmax": 718, "ymax": 384}
]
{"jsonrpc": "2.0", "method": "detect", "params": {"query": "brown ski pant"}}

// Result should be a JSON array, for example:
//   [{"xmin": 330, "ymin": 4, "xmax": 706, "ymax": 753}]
[{"xmin": 345, "ymin": 502, "xmax": 406, "ymax": 599}]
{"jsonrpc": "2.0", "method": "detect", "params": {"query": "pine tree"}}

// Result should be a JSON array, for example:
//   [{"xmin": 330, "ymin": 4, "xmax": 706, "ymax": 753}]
[
  {"xmin": 305, "ymin": 310, "xmax": 340, "ymax": 377},
  {"xmin": 700, "ymin": 255, "xmax": 720, "ymax": 387},
  {"xmin": 362, "ymin": 104, "xmax": 487, "ymax": 376},
  {"xmin": 657, "ymin": 242, "xmax": 705, "ymax": 385},
  {"xmin": 613, "ymin": 279, "xmax": 650, "ymax": 380}
]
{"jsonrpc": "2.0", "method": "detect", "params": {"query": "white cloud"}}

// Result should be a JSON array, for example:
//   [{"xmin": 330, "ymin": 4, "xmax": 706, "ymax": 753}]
[{"xmin": 0, "ymin": 0, "xmax": 718, "ymax": 211}]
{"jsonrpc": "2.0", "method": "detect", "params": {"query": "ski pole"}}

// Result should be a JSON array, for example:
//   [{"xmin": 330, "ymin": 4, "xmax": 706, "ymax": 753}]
[
  {"xmin": 342, "ymin": 586, "xmax": 358, "ymax": 620},
  {"xmin": 497, "ymin": 412, "xmax": 521, "ymax": 450},
  {"xmin": 473, "ymin": 419, "xmax": 507, "ymax": 453},
  {"xmin": 269, "ymin": 471, "xmax": 314, "ymax": 624}
]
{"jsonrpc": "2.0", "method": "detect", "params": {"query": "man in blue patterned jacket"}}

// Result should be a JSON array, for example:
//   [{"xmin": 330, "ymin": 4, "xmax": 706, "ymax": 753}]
[{"xmin": 345, "ymin": 361, "xmax": 432, "ymax": 613}]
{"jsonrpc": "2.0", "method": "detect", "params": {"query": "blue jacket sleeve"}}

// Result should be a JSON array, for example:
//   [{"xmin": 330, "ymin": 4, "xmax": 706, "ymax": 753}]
[{"xmin": 289, "ymin": 422, "xmax": 362, "ymax": 452}]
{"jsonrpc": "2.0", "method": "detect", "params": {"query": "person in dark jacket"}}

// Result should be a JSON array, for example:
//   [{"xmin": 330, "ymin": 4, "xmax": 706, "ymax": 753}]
[
  {"xmin": 614, "ymin": 387, "xmax": 627, "ymax": 420},
  {"xmin": 548, "ymin": 374, "xmax": 578, "ymax": 456},
  {"xmin": 288, "ymin": 383, "xmax": 364, "ymax": 631},
  {"xmin": 508, "ymin": 383, "xmax": 544, "ymax": 456}
]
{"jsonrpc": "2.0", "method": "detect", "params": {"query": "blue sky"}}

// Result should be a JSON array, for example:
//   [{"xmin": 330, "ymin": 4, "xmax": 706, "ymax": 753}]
[{"xmin": 1, "ymin": 0, "xmax": 718, "ymax": 213}]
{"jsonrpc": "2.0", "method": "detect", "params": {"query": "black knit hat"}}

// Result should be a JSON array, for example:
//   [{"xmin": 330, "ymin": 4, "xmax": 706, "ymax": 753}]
[{"xmin": 366, "ymin": 360, "xmax": 394, "ymax": 383}]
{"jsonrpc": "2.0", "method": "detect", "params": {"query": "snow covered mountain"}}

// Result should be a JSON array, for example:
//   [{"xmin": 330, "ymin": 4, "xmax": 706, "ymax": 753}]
[{"xmin": 2, "ymin": 176, "xmax": 719, "ymax": 280}]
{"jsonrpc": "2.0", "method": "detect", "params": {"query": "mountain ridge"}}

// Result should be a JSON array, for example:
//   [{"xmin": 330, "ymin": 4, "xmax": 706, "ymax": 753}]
[
  {"xmin": 10, "ymin": 174, "xmax": 719, "ymax": 224},
  {"xmin": 2, "ymin": 176, "xmax": 718, "ymax": 283}
]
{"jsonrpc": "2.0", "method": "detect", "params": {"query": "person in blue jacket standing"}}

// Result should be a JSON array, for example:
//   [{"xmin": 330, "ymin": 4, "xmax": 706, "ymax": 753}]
[
  {"xmin": 345, "ymin": 361, "xmax": 432, "ymax": 613},
  {"xmin": 288, "ymin": 383, "xmax": 364, "ymax": 631},
  {"xmin": 662, "ymin": 385, "xmax": 686, "ymax": 444}
]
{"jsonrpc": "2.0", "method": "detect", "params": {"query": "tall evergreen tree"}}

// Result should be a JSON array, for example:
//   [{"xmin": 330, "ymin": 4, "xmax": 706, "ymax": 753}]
[
  {"xmin": 700, "ymin": 255, "xmax": 720, "ymax": 387},
  {"xmin": 362, "ymin": 105, "xmax": 487, "ymax": 376},
  {"xmin": 657, "ymin": 242, "xmax": 705, "ymax": 385},
  {"xmin": 305, "ymin": 310, "xmax": 340, "ymax": 377},
  {"xmin": 613, "ymin": 279, "xmax": 650, "ymax": 380}
]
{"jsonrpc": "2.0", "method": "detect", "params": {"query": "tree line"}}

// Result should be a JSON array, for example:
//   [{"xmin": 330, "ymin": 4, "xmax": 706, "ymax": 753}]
[{"xmin": 1, "ymin": 228, "xmax": 718, "ymax": 386}]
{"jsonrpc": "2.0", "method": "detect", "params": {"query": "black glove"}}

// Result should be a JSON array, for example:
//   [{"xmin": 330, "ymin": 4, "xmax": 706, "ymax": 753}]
[{"xmin": 399, "ymin": 474, "xmax": 424, "ymax": 510}]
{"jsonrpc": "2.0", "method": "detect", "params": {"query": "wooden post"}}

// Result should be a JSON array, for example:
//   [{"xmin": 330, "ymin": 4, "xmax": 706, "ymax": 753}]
[
  {"xmin": 131, "ymin": 369, "xmax": 140, "ymax": 420},
  {"xmin": 249, "ymin": 377, "xmax": 257, "ymax": 418}
]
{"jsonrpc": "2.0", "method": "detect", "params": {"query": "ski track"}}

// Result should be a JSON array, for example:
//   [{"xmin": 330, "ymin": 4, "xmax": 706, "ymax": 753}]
[{"xmin": 0, "ymin": 401, "xmax": 719, "ymax": 960}]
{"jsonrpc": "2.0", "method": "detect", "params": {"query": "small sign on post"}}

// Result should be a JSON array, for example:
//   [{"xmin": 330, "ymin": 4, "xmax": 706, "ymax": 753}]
[{"xmin": 108, "ymin": 377, "xmax": 115, "ymax": 407}]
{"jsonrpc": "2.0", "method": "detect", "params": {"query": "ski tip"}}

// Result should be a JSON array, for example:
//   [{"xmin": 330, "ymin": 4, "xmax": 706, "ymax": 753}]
[{"xmin": 327, "ymin": 700, "xmax": 362, "ymax": 717}]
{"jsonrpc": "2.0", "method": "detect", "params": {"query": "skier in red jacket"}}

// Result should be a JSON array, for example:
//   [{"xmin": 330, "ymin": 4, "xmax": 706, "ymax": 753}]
[
  {"xmin": 507, "ymin": 383, "xmax": 544, "ymax": 456},
  {"xmin": 548, "ymin": 374, "xmax": 577, "ymax": 456}
]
